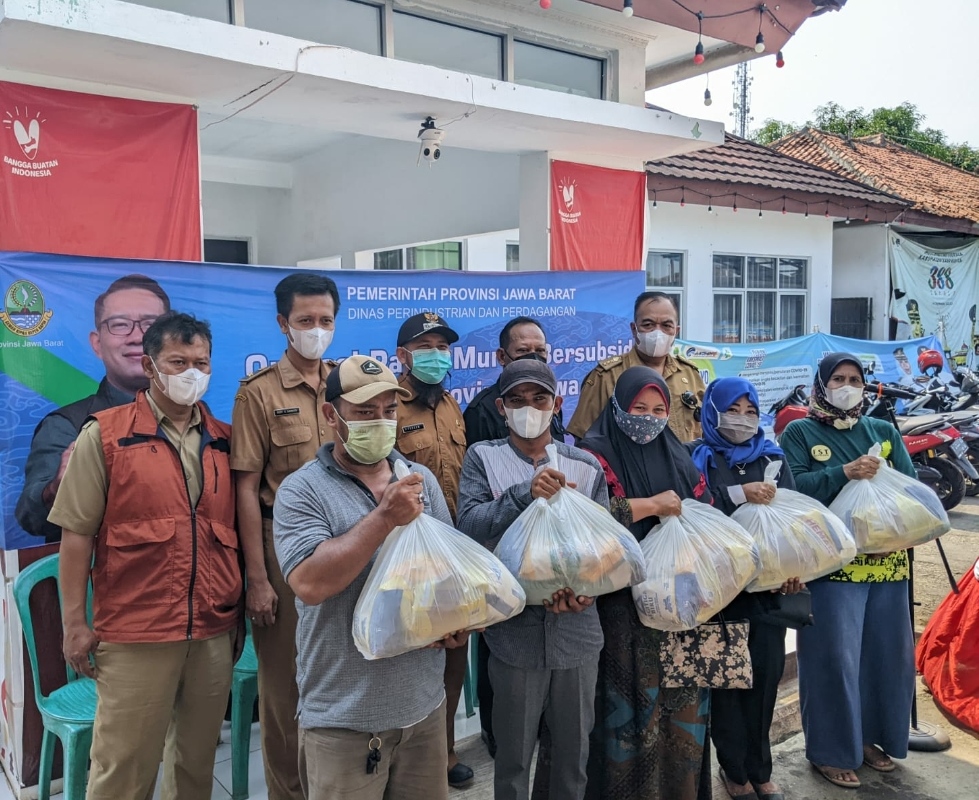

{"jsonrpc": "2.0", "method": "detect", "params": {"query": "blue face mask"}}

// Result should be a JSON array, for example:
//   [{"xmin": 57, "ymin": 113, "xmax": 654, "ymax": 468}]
[{"xmin": 409, "ymin": 348, "xmax": 453, "ymax": 385}]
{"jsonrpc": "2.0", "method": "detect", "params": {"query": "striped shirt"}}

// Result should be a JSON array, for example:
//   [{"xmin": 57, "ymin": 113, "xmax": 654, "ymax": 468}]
[{"xmin": 456, "ymin": 438, "xmax": 609, "ymax": 670}]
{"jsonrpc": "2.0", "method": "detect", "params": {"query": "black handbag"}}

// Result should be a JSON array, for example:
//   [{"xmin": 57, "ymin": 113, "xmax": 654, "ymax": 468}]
[
  {"xmin": 658, "ymin": 618, "xmax": 753, "ymax": 690},
  {"xmin": 754, "ymin": 588, "xmax": 813, "ymax": 630}
]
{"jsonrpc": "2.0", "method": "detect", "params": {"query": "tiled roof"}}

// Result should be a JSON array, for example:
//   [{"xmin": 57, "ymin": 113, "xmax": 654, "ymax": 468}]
[
  {"xmin": 645, "ymin": 132, "xmax": 901, "ymax": 206},
  {"xmin": 771, "ymin": 128, "xmax": 979, "ymax": 225}
]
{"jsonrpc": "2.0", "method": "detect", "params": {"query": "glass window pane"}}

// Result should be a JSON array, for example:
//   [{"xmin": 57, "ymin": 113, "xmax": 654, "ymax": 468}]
[
  {"xmin": 513, "ymin": 41, "xmax": 604, "ymax": 99},
  {"xmin": 713, "ymin": 255, "xmax": 744, "ymax": 289},
  {"xmin": 747, "ymin": 257, "xmax": 777, "ymax": 289},
  {"xmin": 713, "ymin": 295, "xmax": 742, "ymax": 343},
  {"xmin": 123, "ymin": 0, "xmax": 231, "ymax": 22},
  {"xmin": 506, "ymin": 243, "xmax": 520, "ymax": 272},
  {"xmin": 645, "ymin": 252, "xmax": 684, "ymax": 288},
  {"xmin": 393, "ymin": 12, "xmax": 502, "ymax": 79},
  {"xmin": 779, "ymin": 258, "xmax": 808, "ymax": 289},
  {"xmin": 374, "ymin": 250, "xmax": 403, "ymax": 270},
  {"xmin": 780, "ymin": 294, "xmax": 807, "ymax": 339},
  {"xmin": 242, "ymin": 0, "xmax": 382, "ymax": 55},
  {"xmin": 407, "ymin": 242, "xmax": 462, "ymax": 270},
  {"xmin": 746, "ymin": 292, "xmax": 776, "ymax": 343}
]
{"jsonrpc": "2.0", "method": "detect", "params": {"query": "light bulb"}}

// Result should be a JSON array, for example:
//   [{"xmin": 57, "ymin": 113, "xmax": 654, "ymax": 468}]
[
  {"xmin": 776, "ymin": 50, "xmax": 785, "ymax": 68},
  {"xmin": 704, "ymin": 88, "xmax": 712, "ymax": 106},
  {"xmin": 693, "ymin": 41, "xmax": 705, "ymax": 65},
  {"xmin": 755, "ymin": 32, "xmax": 766, "ymax": 53},
  {"xmin": 623, "ymin": 0, "xmax": 634, "ymax": 16},
  {"xmin": 539, "ymin": 0, "xmax": 551, "ymax": 8}
]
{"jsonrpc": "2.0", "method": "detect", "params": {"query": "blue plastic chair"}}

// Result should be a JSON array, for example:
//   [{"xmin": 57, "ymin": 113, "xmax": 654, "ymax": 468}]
[
  {"xmin": 12, "ymin": 554, "xmax": 96, "ymax": 800},
  {"xmin": 229, "ymin": 628, "xmax": 258, "ymax": 800}
]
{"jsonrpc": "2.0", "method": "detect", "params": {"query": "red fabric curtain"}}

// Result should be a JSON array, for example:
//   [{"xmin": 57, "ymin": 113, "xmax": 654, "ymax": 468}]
[
  {"xmin": 549, "ymin": 160, "xmax": 645, "ymax": 271},
  {"xmin": 0, "ymin": 81, "xmax": 201, "ymax": 260}
]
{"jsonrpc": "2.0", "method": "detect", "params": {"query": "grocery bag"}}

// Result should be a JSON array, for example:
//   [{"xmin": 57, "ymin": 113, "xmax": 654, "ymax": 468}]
[
  {"xmin": 828, "ymin": 444, "xmax": 950, "ymax": 555},
  {"xmin": 732, "ymin": 461, "xmax": 857, "ymax": 591},
  {"xmin": 353, "ymin": 461, "xmax": 526, "ymax": 660},
  {"xmin": 493, "ymin": 445, "xmax": 646, "ymax": 605},
  {"xmin": 632, "ymin": 499, "xmax": 760, "ymax": 631}
]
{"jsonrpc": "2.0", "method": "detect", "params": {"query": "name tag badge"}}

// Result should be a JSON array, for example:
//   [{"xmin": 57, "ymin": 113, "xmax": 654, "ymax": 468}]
[
  {"xmin": 274, "ymin": 407, "xmax": 300, "ymax": 417},
  {"xmin": 402, "ymin": 423, "xmax": 425, "ymax": 433},
  {"xmin": 811, "ymin": 445, "xmax": 832, "ymax": 462}
]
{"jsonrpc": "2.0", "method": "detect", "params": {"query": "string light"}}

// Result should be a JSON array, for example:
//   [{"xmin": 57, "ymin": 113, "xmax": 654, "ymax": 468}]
[
  {"xmin": 693, "ymin": 12, "xmax": 705, "ymax": 64},
  {"xmin": 703, "ymin": 73, "xmax": 712, "ymax": 106},
  {"xmin": 754, "ymin": 7, "xmax": 766, "ymax": 53},
  {"xmin": 693, "ymin": 41, "xmax": 705, "ymax": 64},
  {"xmin": 781, "ymin": 197, "xmax": 787, "ymax": 214},
  {"xmin": 825, "ymin": 201, "xmax": 830, "ymax": 218},
  {"xmin": 864, "ymin": 205, "xmax": 870, "ymax": 223},
  {"xmin": 804, "ymin": 203, "xmax": 809, "ymax": 218},
  {"xmin": 539, "ymin": 0, "xmax": 551, "ymax": 8},
  {"xmin": 776, "ymin": 50, "xmax": 785, "ymax": 68},
  {"xmin": 652, "ymin": 191, "xmax": 658, "ymax": 209},
  {"xmin": 708, "ymin": 198, "xmax": 713, "ymax": 212},
  {"xmin": 733, "ymin": 194, "xmax": 738, "ymax": 213},
  {"xmin": 758, "ymin": 202, "xmax": 763, "ymax": 217},
  {"xmin": 680, "ymin": 188, "xmax": 686, "ymax": 207},
  {"xmin": 623, "ymin": 0, "xmax": 634, "ymax": 17}
]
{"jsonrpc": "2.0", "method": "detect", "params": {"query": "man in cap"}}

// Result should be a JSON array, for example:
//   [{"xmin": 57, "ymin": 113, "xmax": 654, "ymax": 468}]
[
  {"xmin": 273, "ymin": 355, "xmax": 470, "ymax": 800},
  {"xmin": 393, "ymin": 312, "xmax": 473, "ymax": 788},
  {"xmin": 231, "ymin": 272, "xmax": 340, "ymax": 800},
  {"xmin": 457, "ymin": 360, "xmax": 608, "ymax": 800},
  {"xmin": 567, "ymin": 291, "xmax": 705, "ymax": 443}
]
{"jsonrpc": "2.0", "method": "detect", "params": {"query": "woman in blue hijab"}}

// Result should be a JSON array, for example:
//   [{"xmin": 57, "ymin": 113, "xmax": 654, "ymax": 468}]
[{"xmin": 689, "ymin": 377, "xmax": 801, "ymax": 800}]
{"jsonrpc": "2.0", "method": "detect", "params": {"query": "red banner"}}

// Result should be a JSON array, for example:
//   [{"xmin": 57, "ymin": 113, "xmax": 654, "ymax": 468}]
[
  {"xmin": 0, "ymin": 81, "xmax": 201, "ymax": 260},
  {"xmin": 549, "ymin": 160, "xmax": 645, "ymax": 271}
]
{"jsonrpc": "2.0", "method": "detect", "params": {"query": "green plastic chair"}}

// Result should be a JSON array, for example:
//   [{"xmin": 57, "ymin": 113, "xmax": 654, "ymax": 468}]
[
  {"xmin": 12, "ymin": 553, "xmax": 96, "ymax": 800},
  {"xmin": 229, "ymin": 628, "xmax": 258, "ymax": 800}
]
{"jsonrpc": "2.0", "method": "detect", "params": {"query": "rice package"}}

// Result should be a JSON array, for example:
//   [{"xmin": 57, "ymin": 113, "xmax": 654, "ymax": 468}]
[
  {"xmin": 493, "ymin": 445, "xmax": 646, "ymax": 605},
  {"xmin": 353, "ymin": 462, "xmax": 526, "ymax": 660},
  {"xmin": 829, "ymin": 444, "xmax": 950, "ymax": 555},
  {"xmin": 732, "ymin": 462, "xmax": 857, "ymax": 591},
  {"xmin": 632, "ymin": 499, "xmax": 760, "ymax": 631}
]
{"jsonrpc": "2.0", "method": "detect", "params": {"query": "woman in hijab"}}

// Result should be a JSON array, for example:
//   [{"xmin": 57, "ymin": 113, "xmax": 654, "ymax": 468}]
[
  {"xmin": 689, "ymin": 377, "xmax": 801, "ymax": 800},
  {"xmin": 780, "ymin": 353, "xmax": 916, "ymax": 790},
  {"xmin": 578, "ymin": 366, "xmax": 711, "ymax": 800}
]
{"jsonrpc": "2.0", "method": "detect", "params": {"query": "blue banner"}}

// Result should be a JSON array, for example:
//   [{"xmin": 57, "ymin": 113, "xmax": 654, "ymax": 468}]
[{"xmin": 0, "ymin": 251, "xmax": 644, "ymax": 550}]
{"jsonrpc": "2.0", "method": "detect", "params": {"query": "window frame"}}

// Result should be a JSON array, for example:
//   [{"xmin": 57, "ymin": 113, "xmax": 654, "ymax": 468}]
[
  {"xmin": 710, "ymin": 253, "xmax": 809, "ymax": 344},
  {"xmin": 372, "ymin": 239, "xmax": 466, "ymax": 271},
  {"xmin": 644, "ymin": 249, "xmax": 686, "ymax": 328}
]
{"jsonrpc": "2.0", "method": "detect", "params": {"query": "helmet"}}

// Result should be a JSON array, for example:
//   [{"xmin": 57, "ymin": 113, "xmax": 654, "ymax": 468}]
[{"xmin": 917, "ymin": 348, "xmax": 944, "ymax": 377}]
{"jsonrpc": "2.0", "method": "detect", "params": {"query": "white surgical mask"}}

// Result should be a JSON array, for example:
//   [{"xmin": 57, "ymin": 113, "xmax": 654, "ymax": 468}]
[
  {"xmin": 153, "ymin": 361, "xmax": 210, "ymax": 406},
  {"xmin": 505, "ymin": 405, "xmax": 553, "ymax": 440},
  {"xmin": 717, "ymin": 412, "xmax": 760, "ymax": 444},
  {"xmin": 826, "ymin": 385, "xmax": 864, "ymax": 411},
  {"xmin": 289, "ymin": 326, "xmax": 333, "ymax": 361},
  {"xmin": 636, "ymin": 329, "xmax": 675, "ymax": 358}
]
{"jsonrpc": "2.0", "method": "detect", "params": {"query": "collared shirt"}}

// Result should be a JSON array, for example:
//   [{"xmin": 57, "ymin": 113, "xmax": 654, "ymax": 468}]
[
  {"xmin": 567, "ymin": 348, "xmax": 706, "ymax": 443},
  {"xmin": 230, "ymin": 352, "xmax": 335, "ymax": 510},
  {"xmin": 48, "ymin": 393, "xmax": 203, "ymax": 536},
  {"xmin": 456, "ymin": 438, "xmax": 609, "ymax": 671},
  {"xmin": 395, "ymin": 374, "xmax": 467, "ymax": 521},
  {"xmin": 273, "ymin": 444, "xmax": 448, "ymax": 732}
]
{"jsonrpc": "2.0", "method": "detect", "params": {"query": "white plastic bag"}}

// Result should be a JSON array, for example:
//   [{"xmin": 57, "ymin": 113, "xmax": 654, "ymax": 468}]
[
  {"xmin": 829, "ymin": 444, "xmax": 950, "ymax": 554},
  {"xmin": 632, "ymin": 499, "xmax": 760, "ymax": 631},
  {"xmin": 493, "ymin": 445, "xmax": 646, "ymax": 605},
  {"xmin": 353, "ymin": 462, "xmax": 526, "ymax": 660},
  {"xmin": 732, "ymin": 462, "xmax": 857, "ymax": 591}
]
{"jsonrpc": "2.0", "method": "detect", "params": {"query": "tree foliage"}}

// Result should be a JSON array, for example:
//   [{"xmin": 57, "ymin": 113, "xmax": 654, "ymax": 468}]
[{"xmin": 751, "ymin": 102, "xmax": 979, "ymax": 173}]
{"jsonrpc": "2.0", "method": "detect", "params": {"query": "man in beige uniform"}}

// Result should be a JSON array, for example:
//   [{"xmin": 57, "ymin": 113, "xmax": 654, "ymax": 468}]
[
  {"xmin": 567, "ymin": 291, "xmax": 705, "ymax": 443},
  {"xmin": 230, "ymin": 273, "xmax": 341, "ymax": 800},
  {"xmin": 393, "ymin": 312, "xmax": 472, "ymax": 789}
]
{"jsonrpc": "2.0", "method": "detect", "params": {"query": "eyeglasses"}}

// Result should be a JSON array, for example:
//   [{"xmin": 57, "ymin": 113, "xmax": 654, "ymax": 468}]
[{"xmin": 100, "ymin": 317, "xmax": 158, "ymax": 336}]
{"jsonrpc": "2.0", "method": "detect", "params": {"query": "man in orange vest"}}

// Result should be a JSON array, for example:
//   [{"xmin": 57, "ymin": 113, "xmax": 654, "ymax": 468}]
[{"xmin": 50, "ymin": 312, "xmax": 243, "ymax": 800}]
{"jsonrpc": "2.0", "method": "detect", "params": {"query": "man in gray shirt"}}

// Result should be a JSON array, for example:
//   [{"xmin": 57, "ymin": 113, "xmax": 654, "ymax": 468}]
[
  {"xmin": 457, "ymin": 360, "xmax": 609, "ymax": 800},
  {"xmin": 274, "ymin": 355, "xmax": 470, "ymax": 800}
]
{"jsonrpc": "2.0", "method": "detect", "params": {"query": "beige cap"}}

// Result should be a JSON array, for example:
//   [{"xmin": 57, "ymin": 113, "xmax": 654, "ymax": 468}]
[{"xmin": 325, "ymin": 356, "xmax": 410, "ymax": 404}]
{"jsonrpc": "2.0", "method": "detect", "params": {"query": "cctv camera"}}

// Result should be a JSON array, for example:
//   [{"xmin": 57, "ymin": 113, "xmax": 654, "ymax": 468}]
[{"xmin": 417, "ymin": 117, "xmax": 444, "ymax": 164}]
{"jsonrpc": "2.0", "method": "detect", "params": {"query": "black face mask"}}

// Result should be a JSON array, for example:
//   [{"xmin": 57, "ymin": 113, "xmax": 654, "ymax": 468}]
[{"xmin": 509, "ymin": 351, "xmax": 547, "ymax": 364}]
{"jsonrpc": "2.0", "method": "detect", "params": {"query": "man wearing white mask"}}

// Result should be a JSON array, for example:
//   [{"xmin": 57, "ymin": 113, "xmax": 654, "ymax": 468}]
[
  {"xmin": 230, "ymin": 272, "xmax": 340, "ymax": 800},
  {"xmin": 568, "ymin": 291, "xmax": 705, "ymax": 443},
  {"xmin": 50, "ymin": 312, "xmax": 242, "ymax": 800},
  {"xmin": 457, "ymin": 360, "xmax": 609, "ymax": 800}
]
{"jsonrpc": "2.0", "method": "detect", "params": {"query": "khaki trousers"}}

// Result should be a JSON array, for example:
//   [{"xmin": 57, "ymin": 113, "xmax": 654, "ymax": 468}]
[
  {"xmin": 253, "ymin": 518, "xmax": 304, "ymax": 800},
  {"xmin": 86, "ymin": 633, "xmax": 233, "ymax": 800},
  {"xmin": 299, "ymin": 700, "xmax": 448, "ymax": 800}
]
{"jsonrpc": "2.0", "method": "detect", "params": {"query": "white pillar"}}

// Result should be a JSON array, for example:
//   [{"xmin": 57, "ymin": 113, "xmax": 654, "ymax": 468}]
[{"xmin": 517, "ymin": 152, "xmax": 551, "ymax": 272}]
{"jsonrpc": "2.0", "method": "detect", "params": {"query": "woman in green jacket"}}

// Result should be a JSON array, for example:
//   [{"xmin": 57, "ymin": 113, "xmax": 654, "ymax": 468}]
[{"xmin": 780, "ymin": 352, "xmax": 916, "ymax": 791}]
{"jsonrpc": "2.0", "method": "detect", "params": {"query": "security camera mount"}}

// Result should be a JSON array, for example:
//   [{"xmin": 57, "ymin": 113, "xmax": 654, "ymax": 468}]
[{"xmin": 417, "ymin": 116, "xmax": 444, "ymax": 165}]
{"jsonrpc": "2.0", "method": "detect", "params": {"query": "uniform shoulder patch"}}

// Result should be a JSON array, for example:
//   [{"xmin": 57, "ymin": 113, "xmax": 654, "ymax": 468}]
[
  {"xmin": 597, "ymin": 355, "xmax": 622, "ymax": 370},
  {"xmin": 239, "ymin": 365, "xmax": 274, "ymax": 384}
]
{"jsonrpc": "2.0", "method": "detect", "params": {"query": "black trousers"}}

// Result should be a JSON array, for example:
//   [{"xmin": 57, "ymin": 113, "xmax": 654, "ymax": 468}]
[
  {"xmin": 711, "ymin": 620, "xmax": 787, "ymax": 786},
  {"xmin": 477, "ymin": 632, "xmax": 494, "ymax": 735}
]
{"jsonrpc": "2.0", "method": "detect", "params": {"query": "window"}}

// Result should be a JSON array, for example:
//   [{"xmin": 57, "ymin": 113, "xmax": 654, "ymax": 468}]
[
  {"xmin": 513, "ymin": 41, "xmax": 604, "ymax": 99},
  {"xmin": 242, "ymin": 0, "xmax": 382, "ymax": 54},
  {"xmin": 645, "ymin": 250, "xmax": 684, "ymax": 324},
  {"xmin": 123, "ymin": 0, "xmax": 232, "ymax": 22},
  {"xmin": 393, "ymin": 12, "xmax": 503, "ymax": 79},
  {"xmin": 373, "ymin": 242, "xmax": 463, "ymax": 270},
  {"xmin": 506, "ymin": 243, "xmax": 520, "ymax": 272},
  {"xmin": 203, "ymin": 238, "xmax": 249, "ymax": 264},
  {"xmin": 712, "ymin": 254, "xmax": 809, "ymax": 343}
]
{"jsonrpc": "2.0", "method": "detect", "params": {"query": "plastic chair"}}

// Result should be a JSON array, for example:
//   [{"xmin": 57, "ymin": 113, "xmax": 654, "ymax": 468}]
[
  {"xmin": 229, "ymin": 629, "xmax": 258, "ymax": 800},
  {"xmin": 12, "ymin": 553, "xmax": 96, "ymax": 800}
]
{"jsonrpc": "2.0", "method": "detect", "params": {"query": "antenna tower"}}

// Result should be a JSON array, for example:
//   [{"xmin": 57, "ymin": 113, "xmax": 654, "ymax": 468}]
[{"xmin": 732, "ymin": 61, "xmax": 753, "ymax": 138}]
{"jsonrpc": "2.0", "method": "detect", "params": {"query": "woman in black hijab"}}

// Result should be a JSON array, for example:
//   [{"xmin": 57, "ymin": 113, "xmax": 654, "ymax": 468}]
[{"xmin": 579, "ymin": 366, "xmax": 712, "ymax": 800}]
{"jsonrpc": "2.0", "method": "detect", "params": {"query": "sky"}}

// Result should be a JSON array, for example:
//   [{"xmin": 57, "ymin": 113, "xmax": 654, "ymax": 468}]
[{"xmin": 647, "ymin": 0, "xmax": 979, "ymax": 147}]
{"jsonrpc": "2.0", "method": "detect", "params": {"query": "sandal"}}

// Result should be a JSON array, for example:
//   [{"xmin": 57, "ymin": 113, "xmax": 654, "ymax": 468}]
[
  {"xmin": 812, "ymin": 763, "xmax": 861, "ymax": 789},
  {"xmin": 720, "ymin": 768, "xmax": 759, "ymax": 799},
  {"xmin": 862, "ymin": 744, "xmax": 896, "ymax": 773}
]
